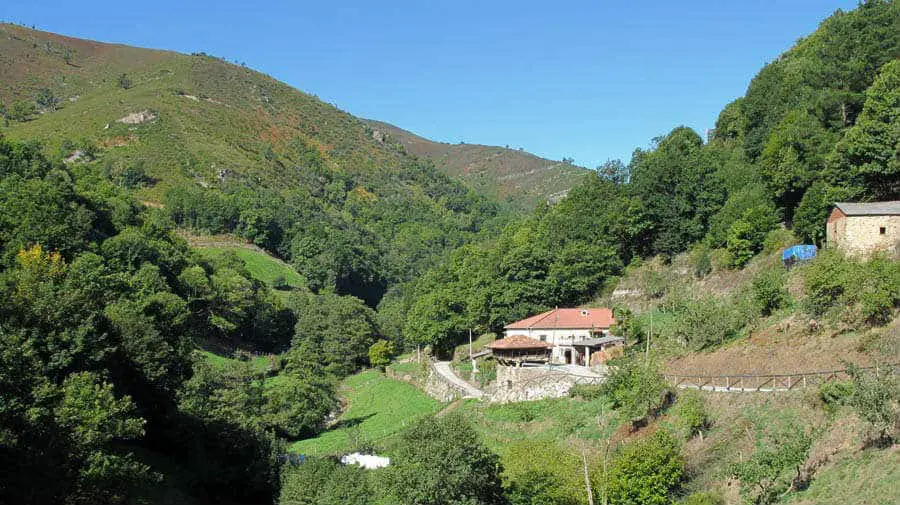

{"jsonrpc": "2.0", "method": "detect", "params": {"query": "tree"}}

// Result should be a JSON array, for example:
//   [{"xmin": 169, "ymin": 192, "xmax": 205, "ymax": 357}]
[
  {"xmin": 368, "ymin": 339, "xmax": 394, "ymax": 370},
  {"xmin": 731, "ymin": 416, "xmax": 811, "ymax": 505},
  {"xmin": 828, "ymin": 59, "xmax": 900, "ymax": 199},
  {"xmin": 601, "ymin": 357, "xmax": 671, "ymax": 423},
  {"xmin": 758, "ymin": 110, "xmax": 836, "ymax": 216},
  {"xmin": 604, "ymin": 430, "xmax": 684, "ymax": 505},
  {"xmin": 845, "ymin": 362, "xmax": 899, "ymax": 445},
  {"xmin": 384, "ymin": 414, "xmax": 506, "ymax": 505},
  {"xmin": 725, "ymin": 204, "xmax": 779, "ymax": 268},
  {"xmin": 279, "ymin": 457, "xmax": 371, "ymax": 505},
  {"xmin": 288, "ymin": 292, "xmax": 379, "ymax": 377}
]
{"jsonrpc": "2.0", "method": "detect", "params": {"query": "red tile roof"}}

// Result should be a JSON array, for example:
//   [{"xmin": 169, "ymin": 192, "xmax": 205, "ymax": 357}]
[
  {"xmin": 488, "ymin": 335, "xmax": 553, "ymax": 350},
  {"xmin": 504, "ymin": 308, "xmax": 614, "ymax": 330}
]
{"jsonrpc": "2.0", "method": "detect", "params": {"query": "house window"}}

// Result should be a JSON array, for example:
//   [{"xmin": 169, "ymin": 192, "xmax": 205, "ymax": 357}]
[
  {"xmin": 879, "ymin": 226, "xmax": 886, "ymax": 235},
  {"xmin": 539, "ymin": 335, "xmax": 547, "ymax": 342}
]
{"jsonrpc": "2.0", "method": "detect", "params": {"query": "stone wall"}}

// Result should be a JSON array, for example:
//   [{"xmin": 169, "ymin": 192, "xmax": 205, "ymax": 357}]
[
  {"xmin": 828, "ymin": 214, "xmax": 900, "ymax": 258},
  {"xmin": 423, "ymin": 364, "xmax": 466, "ymax": 402},
  {"xmin": 485, "ymin": 365, "xmax": 604, "ymax": 403}
]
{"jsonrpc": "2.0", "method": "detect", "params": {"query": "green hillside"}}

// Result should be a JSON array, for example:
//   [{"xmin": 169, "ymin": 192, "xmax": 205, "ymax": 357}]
[
  {"xmin": 0, "ymin": 22, "xmax": 506, "ymax": 308},
  {"xmin": 289, "ymin": 370, "xmax": 442, "ymax": 456},
  {"xmin": 366, "ymin": 119, "xmax": 591, "ymax": 212}
]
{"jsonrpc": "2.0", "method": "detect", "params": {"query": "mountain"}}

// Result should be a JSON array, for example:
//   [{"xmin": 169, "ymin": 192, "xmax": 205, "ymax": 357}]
[
  {"xmin": 0, "ymin": 23, "xmax": 507, "ymax": 306},
  {"xmin": 366, "ymin": 119, "xmax": 590, "ymax": 211}
]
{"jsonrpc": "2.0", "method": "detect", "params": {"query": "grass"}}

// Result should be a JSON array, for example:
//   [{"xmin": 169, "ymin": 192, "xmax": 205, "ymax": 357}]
[
  {"xmin": 785, "ymin": 447, "xmax": 900, "ymax": 505},
  {"xmin": 289, "ymin": 370, "xmax": 442, "ymax": 456},
  {"xmin": 197, "ymin": 245, "xmax": 305, "ymax": 290},
  {"xmin": 197, "ymin": 349, "xmax": 275, "ymax": 373}
]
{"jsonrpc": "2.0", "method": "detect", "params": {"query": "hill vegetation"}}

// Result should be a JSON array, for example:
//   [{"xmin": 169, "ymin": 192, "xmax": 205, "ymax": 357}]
[{"xmin": 365, "ymin": 119, "xmax": 590, "ymax": 212}]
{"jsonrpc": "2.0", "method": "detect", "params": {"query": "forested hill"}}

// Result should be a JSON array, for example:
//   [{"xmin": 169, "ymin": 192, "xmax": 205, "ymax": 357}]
[
  {"xmin": 0, "ymin": 22, "xmax": 507, "ymax": 307},
  {"xmin": 399, "ymin": 0, "xmax": 900, "ymax": 353},
  {"xmin": 365, "ymin": 119, "xmax": 590, "ymax": 211}
]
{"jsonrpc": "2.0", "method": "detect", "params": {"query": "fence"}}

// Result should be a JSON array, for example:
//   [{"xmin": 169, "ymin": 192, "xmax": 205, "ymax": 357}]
[{"xmin": 662, "ymin": 363, "xmax": 898, "ymax": 393}]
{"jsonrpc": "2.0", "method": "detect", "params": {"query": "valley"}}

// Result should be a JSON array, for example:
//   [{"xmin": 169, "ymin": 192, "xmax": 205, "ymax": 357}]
[{"xmin": 1, "ymin": 1, "xmax": 899, "ymax": 505}]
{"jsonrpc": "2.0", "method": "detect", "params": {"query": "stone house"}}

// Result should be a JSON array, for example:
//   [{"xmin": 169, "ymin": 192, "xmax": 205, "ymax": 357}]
[
  {"xmin": 826, "ymin": 201, "xmax": 900, "ymax": 258},
  {"xmin": 503, "ymin": 308, "xmax": 619, "ymax": 365}
]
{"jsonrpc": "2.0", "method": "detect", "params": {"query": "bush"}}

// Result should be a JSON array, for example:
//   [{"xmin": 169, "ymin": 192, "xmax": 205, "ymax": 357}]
[
  {"xmin": 569, "ymin": 383, "xmax": 605, "ymax": 401},
  {"xmin": 604, "ymin": 430, "xmax": 684, "ymax": 505},
  {"xmin": 762, "ymin": 227, "xmax": 796, "ymax": 254},
  {"xmin": 730, "ymin": 414, "xmax": 811, "ymax": 505},
  {"xmin": 383, "ymin": 413, "xmax": 505, "ymax": 505},
  {"xmin": 802, "ymin": 251, "xmax": 900, "ymax": 325},
  {"xmin": 690, "ymin": 245, "xmax": 713, "ymax": 278},
  {"xmin": 9, "ymin": 100, "xmax": 36, "ymax": 121},
  {"xmin": 672, "ymin": 390, "xmax": 708, "ymax": 439},
  {"xmin": 681, "ymin": 492, "xmax": 724, "ymax": 505},
  {"xmin": 751, "ymin": 268, "xmax": 789, "ymax": 316},
  {"xmin": 846, "ymin": 363, "xmax": 899, "ymax": 445},
  {"xmin": 601, "ymin": 357, "xmax": 671, "ymax": 423},
  {"xmin": 660, "ymin": 294, "xmax": 751, "ymax": 350},
  {"xmin": 368, "ymin": 340, "xmax": 395, "ymax": 370},
  {"xmin": 271, "ymin": 274, "xmax": 288, "ymax": 290},
  {"xmin": 818, "ymin": 380, "xmax": 854, "ymax": 413},
  {"xmin": 279, "ymin": 457, "xmax": 370, "ymax": 505}
]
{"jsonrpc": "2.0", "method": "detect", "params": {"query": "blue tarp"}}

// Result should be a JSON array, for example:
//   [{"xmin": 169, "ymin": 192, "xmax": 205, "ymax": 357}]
[{"xmin": 782, "ymin": 245, "xmax": 817, "ymax": 264}]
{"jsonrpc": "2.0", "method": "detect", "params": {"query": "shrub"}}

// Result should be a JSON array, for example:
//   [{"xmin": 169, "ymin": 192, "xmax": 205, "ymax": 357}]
[
  {"xmin": 271, "ymin": 274, "xmax": 288, "ymax": 290},
  {"xmin": 117, "ymin": 73, "xmax": 132, "ymax": 90},
  {"xmin": 802, "ymin": 250, "xmax": 855, "ymax": 316},
  {"xmin": 569, "ymin": 383, "xmax": 605, "ymax": 401},
  {"xmin": 846, "ymin": 363, "xmax": 899, "ymax": 445},
  {"xmin": 383, "ymin": 413, "xmax": 505, "ymax": 505},
  {"xmin": 9, "ymin": 100, "xmax": 36, "ymax": 121},
  {"xmin": 661, "ymin": 295, "xmax": 751, "ymax": 350},
  {"xmin": 690, "ymin": 245, "xmax": 713, "ymax": 278},
  {"xmin": 818, "ymin": 380, "xmax": 854, "ymax": 413},
  {"xmin": 279, "ymin": 457, "xmax": 370, "ymax": 505},
  {"xmin": 803, "ymin": 251, "xmax": 900, "ymax": 325},
  {"xmin": 672, "ymin": 390, "xmax": 708, "ymax": 439},
  {"xmin": 601, "ymin": 357, "xmax": 671, "ymax": 423},
  {"xmin": 762, "ymin": 227, "xmax": 796, "ymax": 254},
  {"xmin": 368, "ymin": 340, "xmax": 395, "ymax": 370},
  {"xmin": 681, "ymin": 492, "xmax": 724, "ymax": 505},
  {"xmin": 730, "ymin": 414, "xmax": 811, "ymax": 505},
  {"xmin": 751, "ymin": 268, "xmax": 789, "ymax": 316},
  {"xmin": 605, "ymin": 430, "xmax": 684, "ymax": 505}
]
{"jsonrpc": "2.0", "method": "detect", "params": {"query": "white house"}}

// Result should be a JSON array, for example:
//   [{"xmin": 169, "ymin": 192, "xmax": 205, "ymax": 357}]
[{"xmin": 503, "ymin": 308, "xmax": 620, "ymax": 366}]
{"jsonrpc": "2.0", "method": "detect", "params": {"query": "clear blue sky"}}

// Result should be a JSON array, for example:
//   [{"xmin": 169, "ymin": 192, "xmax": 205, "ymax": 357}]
[{"xmin": 2, "ymin": 0, "xmax": 858, "ymax": 167}]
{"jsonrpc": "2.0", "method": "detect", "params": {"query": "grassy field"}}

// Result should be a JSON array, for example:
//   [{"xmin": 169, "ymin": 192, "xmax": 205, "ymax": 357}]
[
  {"xmin": 197, "ymin": 349, "xmax": 275, "ymax": 373},
  {"xmin": 289, "ymin": 370, "xmax": 442, "ymax": 456},
  {"xmin": 196, "ymin": 245, "xmax": 305, "ymax": 290}
]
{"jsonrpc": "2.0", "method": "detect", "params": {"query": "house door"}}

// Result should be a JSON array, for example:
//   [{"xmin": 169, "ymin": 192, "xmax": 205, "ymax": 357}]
[{"xmin": 563, "ymin": 349, "xmax": 572, "ymax": 365}]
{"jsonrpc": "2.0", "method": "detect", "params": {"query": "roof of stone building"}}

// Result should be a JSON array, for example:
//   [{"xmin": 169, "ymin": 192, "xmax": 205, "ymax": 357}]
[
  {"xmin": 488, "ymin": 335, "xmax": 553, "ymax": 350},
  {"xmin": 834, "ymin": 201, "xmax": 900, "ymax": 216},
  {"xmin": 504, "ymin": 307, "xmax": 614, "ymax": 330}
]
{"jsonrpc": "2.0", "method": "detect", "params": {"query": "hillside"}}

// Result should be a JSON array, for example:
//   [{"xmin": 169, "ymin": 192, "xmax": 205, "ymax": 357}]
[
  {"xmin": 0, "ymin": 22, "xmax": 506, "ymax": 307},
  {"xmin": 366, "ymin": 119, "xmax": 591, "ymax": 211}
]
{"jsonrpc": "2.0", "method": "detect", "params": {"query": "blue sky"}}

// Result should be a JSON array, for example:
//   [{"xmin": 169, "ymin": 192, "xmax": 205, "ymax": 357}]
[{"xmin": 2, "ymin": 0, "xmax": 858, "ymax": 167}]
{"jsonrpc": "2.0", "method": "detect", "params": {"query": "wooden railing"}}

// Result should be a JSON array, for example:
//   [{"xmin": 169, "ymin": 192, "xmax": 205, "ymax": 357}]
[{"xmin": 662, "ymin": 363, "xmax": 898, "ymax": 392}]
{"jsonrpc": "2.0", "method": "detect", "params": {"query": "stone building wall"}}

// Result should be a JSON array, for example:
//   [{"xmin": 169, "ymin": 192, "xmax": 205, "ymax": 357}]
[{"xmin": 827, "ymin": 213, "xmax": 900, "ymax": 258}]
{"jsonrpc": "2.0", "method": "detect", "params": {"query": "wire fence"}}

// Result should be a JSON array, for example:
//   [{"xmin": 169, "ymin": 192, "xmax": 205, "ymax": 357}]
[{"xmin": 662, "ymin": 363, "xmax": 898, "ymax": 392}]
